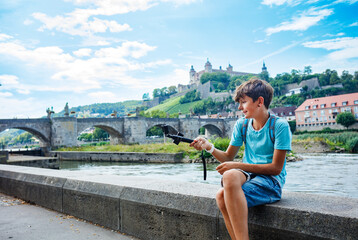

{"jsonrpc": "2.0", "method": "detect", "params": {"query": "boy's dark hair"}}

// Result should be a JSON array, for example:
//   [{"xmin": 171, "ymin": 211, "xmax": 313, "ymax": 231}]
[{"xmin": 234, "ymin": 77, "xmax": 274, "ymax": 109}]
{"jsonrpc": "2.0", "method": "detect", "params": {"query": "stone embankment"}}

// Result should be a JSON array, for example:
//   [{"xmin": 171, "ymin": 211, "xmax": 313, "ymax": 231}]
[
  {"xmin": 51, "ymin": 151, "xmax": 184, "ymax": 163},
  {"xmin": 0, "ymin": 164, "xmax": 357, "ymax": 240}
]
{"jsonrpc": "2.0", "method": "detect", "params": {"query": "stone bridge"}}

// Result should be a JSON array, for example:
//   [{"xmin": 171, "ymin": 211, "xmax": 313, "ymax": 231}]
[{"xmin": 0, "ymin": 117, "xmax": 238, "ymax": 148}]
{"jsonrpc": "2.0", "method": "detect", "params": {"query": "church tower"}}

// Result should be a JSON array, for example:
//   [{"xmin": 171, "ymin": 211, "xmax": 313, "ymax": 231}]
[
  {"xmin": 262, "ymin": 61, "xmax": 267, "ymax": 72},
  {"xmin": 227, "ymin": 63, "xmax": 233, "ymax": 72},
  {"xmin": 189, "ymin": 65, "xmax": 197, "ymax": 85},
  {"xmin": 204, "ymin": 58, "xmax": 212, "ymax": 73}
]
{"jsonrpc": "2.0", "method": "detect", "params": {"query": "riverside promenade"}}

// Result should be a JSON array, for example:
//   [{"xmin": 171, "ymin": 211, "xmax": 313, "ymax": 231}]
[
  {"xmin": 0, "ymin": 193, "xmax": 139, "ymax": 240},
  {"xmin": 1, "ymin": 164, "xmax": 357, "ymax": 240}
]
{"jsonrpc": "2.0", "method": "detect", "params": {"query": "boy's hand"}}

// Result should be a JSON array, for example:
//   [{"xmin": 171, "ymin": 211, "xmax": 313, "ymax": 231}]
[
  {"xmin": 216, "ymin": 161, "xmax": 239, "ymax": 175},
  {"xmin": 190, "ymin": 137, "xmax": 212, "ymax": 151}
]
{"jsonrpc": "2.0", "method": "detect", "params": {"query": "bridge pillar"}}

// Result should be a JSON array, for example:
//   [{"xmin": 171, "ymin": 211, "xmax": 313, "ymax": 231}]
[
  {"xmin": 123, "ymin": 117, "xmax": 148, "ymax": 144},
  {"xmin": 51, "ymin": 118, "xmax": 78, "ymax": 147},
  {"xmin": 179, "ymin": 119, "xmax": 201, "ymax": 140}
]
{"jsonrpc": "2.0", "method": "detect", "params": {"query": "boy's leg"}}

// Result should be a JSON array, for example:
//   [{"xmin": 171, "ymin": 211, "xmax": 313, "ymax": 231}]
[
  {"xmin": 216, "ymin": 188, "xmax": 236, "ymax": 239},
  {"xmin": 216, "ymin": 169, "xmax": 249, "ymax": 240}
]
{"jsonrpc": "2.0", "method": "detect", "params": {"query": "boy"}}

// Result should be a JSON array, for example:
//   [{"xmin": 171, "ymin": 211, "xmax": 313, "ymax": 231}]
[{"xmin": 190, "ymin": 77, "xmax": 292, "ymax": 240}]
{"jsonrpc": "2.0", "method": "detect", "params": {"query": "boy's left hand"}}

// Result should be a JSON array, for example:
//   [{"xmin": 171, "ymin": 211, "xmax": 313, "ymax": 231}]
[{"xmin": 216, "ymin": 161, "xmax": 240, "ymax": 175}]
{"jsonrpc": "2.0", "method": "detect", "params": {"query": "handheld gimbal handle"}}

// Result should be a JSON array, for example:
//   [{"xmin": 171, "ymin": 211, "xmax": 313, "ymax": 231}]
[{"xmin": 161, "ymin": 125, "xmax": 207, "ymax": 180}]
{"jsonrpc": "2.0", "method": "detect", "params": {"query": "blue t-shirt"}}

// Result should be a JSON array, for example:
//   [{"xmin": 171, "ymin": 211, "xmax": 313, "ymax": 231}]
[{"xmin": 230, "ymin": 116, "xmax": 292, "ymax": 186}]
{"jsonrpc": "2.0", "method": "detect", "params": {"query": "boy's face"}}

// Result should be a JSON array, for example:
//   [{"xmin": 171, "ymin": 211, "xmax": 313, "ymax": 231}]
[{"xmin": 238, "ymin": 95, "xmax": 260, "ymax": 118}]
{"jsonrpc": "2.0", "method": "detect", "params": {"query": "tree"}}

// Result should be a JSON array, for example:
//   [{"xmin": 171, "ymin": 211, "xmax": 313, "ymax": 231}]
[
  {"xmin": 336, "ymin": 112, "xmax": 356, "ymax": 129},
  {"xmin": 168, "ymin": 86, "xmax": 177, "ymax": 95},
  {"xmin": 142, "ymin": 93, "xmax": 150, "ymax": 101},
  {"xmin": 329, "ymin": 70, "xmax": 340, "ymax": 85},
  {"xmin": 303, "ymin": 66, "xmax": 312, "ymax": 75},
  {"xmin": 93, "ymin": 128, "xmax": 109, "ymax": 141},
  {"xmin": 153, "ymin": 88, "xmax": 161, "ymax": 98},
  {"xmin": 259, "ymin": 71, "xmax": 269, "ymax": 82},
  {"xmin": 288, "ymin": 120, "xmax": 296, "ymax": 133}
]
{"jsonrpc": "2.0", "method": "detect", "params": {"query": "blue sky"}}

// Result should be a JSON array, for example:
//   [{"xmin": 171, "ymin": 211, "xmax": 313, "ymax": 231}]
[{"xmin": 0, "ymin": 0, "xmax": 357, "ymax": 118}]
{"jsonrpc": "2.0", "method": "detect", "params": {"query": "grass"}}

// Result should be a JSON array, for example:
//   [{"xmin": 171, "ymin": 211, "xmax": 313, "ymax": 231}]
[
  {"xmin": 292, "ymin": 131, "xmax": 358, "ymax": 152},
  {"xmin": 145, "ymin": 95, "xmax": 204, "ymax": 115},
  {"xmin": 56, "ymin": 138, "xmax": 245, "ymax": 159},
  {"xmin": 57, "ymin": 142, "xmax": 201, "ymax": 158}
]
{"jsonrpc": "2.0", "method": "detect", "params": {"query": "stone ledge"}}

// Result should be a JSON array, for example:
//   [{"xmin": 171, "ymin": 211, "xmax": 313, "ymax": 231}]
[
  {"xmin": 0, "ymin": 164, "xmax": 357, "ymax": 240},
  {"xmin": 51, "ymin": 151, "xmax": 185, "ymax": 163}
]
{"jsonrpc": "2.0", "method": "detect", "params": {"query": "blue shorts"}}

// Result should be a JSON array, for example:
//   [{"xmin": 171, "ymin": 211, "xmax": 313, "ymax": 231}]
[{"xmin": 221, "ymin": 171, "xmax": 282, "ymax": 208}]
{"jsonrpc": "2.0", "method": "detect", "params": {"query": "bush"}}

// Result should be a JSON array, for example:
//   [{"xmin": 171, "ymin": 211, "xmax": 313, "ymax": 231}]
[
  {"xmin": 213, "ymin": 138, "xmax": 231, "ymax": 151},
  {"xmin": 346, "ymin": 137, "xmax": 358, "ymax": 153}
]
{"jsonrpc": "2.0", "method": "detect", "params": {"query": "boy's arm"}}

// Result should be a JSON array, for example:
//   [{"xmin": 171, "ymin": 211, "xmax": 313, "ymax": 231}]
[
  {"xmin": 216, "ymin": 149, "xmax": 286, "ymax": 176},
  {"xmin": 212, "ymin": 144, "xmax": 241, "ymax": 163},
  {"xmin": 190, "ymin": 137, "xmax": 241, "ymax": 163}
]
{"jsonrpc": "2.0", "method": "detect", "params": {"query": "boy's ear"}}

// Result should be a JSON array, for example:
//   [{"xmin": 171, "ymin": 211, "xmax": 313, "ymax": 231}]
[{"xmin": 258, "ymin": 96, "xmax": 265, "ymax": 107}]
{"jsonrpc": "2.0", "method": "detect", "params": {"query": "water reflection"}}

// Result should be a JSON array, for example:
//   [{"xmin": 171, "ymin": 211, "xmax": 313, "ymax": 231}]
[{"xmin": 60, "ymin": 153, "xmax": 358, "ymax": 198}]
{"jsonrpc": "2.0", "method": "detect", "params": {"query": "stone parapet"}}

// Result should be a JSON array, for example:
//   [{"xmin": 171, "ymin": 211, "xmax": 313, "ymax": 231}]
[{"xmin": 0, "ymin": 164, "xmax": 357, "ymax": 240}]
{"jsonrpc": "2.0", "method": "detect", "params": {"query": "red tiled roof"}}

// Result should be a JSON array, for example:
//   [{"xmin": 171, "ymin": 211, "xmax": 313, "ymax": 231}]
[
  {"xmin": 271, "ymin": 106, "xmax": 297, "ymax": 116},
  {"xmin": 295, "ymin": 92, "xmax": 358, "ymax": 112}
]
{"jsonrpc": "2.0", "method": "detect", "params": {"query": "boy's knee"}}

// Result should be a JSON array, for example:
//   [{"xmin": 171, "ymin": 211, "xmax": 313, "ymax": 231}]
[
  {"xmin": 216, "ymin": 188, "xmax": 225, "ymax": 209},
  {"xmin": 222, "ymin": 169, "xmax": 246, "ymax": 188}
]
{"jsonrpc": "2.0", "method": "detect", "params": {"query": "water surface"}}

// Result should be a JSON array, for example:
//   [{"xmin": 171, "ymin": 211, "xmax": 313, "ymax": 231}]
[{"xmin": 60, "ymin": 153, "xmax": 358, "ymax": 198}]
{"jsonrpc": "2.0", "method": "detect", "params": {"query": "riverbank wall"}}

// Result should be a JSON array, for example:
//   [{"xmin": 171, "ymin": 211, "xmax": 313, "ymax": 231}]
[
  {"xmin": 51, "ymin": 151, "xmax": 185, "ymax": 163},
  {"xmin": 0, "ymin": 164, "xmax": 357, "ymax": 240}
]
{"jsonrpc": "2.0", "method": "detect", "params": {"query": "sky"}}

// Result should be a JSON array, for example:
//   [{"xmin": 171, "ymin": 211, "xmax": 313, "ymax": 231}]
[{"xmin": 0, "ymin": 0, "xmax": 357, "ymax": 118}]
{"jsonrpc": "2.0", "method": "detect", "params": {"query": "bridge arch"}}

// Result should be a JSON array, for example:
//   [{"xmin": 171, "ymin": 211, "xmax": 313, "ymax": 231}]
[
  {"xmin": 77, "ymin": 124, "xmax": 124, "ymax": 145},
  {"xmin": 199, "ymin": 123, "xmax": 223, "ymax": 139},
  {"xmin": 0, "ymin": 127, "xmax": 50, "ymax": 147}
]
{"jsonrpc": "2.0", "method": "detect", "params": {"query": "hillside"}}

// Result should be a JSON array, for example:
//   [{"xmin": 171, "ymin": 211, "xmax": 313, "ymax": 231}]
[
  {"xmin": 54, "ymin": 100, "xmax": 143, "ymax": 118},
  {"xmin": 145, "ymin": 96, "xmax": 205, "ymax": 115}
]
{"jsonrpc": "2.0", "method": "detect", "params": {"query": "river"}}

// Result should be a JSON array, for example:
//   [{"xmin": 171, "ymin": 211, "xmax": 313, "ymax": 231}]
[{"xmin": 60, "ymin": 153, "xmax": 358, "ymax": 198}]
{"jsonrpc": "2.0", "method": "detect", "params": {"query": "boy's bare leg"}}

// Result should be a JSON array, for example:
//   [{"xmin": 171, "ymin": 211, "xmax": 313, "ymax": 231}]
[
  {"xmin": 216, "ymin": 188, "xmax": 236, "ymax": 239},
  {"xmin": 222, "ymin": 170, "xmax": 249, "ymax": 240}
]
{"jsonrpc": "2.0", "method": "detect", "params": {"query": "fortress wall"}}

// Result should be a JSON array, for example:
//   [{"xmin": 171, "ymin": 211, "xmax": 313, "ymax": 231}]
[{"xmin": 1, "ymin": 164, "xmax": 357, "ymax": 240}]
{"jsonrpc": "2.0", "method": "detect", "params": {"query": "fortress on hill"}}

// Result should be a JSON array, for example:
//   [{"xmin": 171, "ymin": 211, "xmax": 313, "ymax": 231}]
[
  {"xmin": 177, "ymin": 59, "xmax": 261, "ymax": 97},
  {"xmin": 145, "ymin": 59, "xmax": 264, "ymax": 108}
]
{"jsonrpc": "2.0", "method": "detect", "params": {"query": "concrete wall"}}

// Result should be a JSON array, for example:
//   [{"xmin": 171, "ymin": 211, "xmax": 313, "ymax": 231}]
[
  {"xmin": 0, "ymin": 164, "xmax": 357, "ymax": 240},
  {"xmin": 52, "ymin": 151, "xmax": 185, "ymax": 163},
  {"xmin": 0, "ymin": 151, "xmax": 8, "ymax": 164}
]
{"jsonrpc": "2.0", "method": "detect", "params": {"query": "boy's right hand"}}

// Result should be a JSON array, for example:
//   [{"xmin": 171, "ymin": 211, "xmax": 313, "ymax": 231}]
[{"xmin": 190, "ymin": 137, "xmax": 212, "ymax": 152}]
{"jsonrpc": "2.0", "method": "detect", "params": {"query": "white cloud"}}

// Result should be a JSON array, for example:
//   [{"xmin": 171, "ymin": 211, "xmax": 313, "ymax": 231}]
[
  {"xmin": 23, "ymin": 19, "xmax": 33, "ymax": 25},
  {"xmin": 73, "ymin": 48, "xmax": 93, "ymax": 57},
  {"xmin": 33, "ymin": 12, "xmax": 132, "ymax": 37},
  {"xmin": 0, "ymin": 33, "xmax": 12, "ymax": 41},
  {"xmin": 0, "ymin": 75, "xmax": 31, "ymax": 94},
  {"xmin": 242, "ymin": 41, "xmax": 302, "ymax": 68},
  {"xmin": 350, "ymin": 21, "xmax": 358, "ymax": 27},
  {"xmin": 261, "ymin": 0, "xmax": 293, "ymax": 6},
  {"xmin": 333, "ymin": 0, "xmax": 358, "ymax": 4},
  {"xmin": 0, "ymin": 39, "xmax": 171, "ymax": 93},
  {"xmin": 0, "ymin": 96, "xmax": 44, "ymax": 118},
  {"xmin": 265, "ymin": 8, "xmax": 333, "ymax": 36},
  {"xmin": 303, "ymin": 37, "xmax": 358, "ymax": 60},
  {"xmin": 0, "ymin": 92, "xmax": 13, "ymax": 97},
  {"xmin": 87, "ymin": 91, "xmax": 126, "ymax": 103},
  {"xmin": 33, "ymin": 0, "xmax": 198, "ymax": 37}
]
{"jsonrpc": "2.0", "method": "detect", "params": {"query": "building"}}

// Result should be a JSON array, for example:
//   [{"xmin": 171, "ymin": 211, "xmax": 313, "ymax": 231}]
[
  {"xmin": 270, "ymin": 106, "xmax": 297, "ymax": 121},
  {"xmin": 284, "ymin": 77, "xmax": 320, "ymax": 96},
  {"xmin": 188, "ymin": 59, "xmax": 256, "ymax": 86},
  {"xmin": 295, "ymin": 92, "xmax": 358, "ymax": 131}
]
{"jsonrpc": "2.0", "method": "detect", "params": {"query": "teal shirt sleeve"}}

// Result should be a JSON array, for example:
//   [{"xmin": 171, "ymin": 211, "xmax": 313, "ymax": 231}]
[
  {"xmin": 274, "ymin": 118, "xmax": 292, "ymax": 151},
  {"xmin": 230, "ymin": 118, "xmax": 244, "ymax": 147}
]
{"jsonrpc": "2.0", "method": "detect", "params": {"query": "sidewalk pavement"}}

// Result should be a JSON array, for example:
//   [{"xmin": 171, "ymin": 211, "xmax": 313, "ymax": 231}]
[{"xmin": 0, "ymin": 193, "xmax": 139, "ymax": 240}]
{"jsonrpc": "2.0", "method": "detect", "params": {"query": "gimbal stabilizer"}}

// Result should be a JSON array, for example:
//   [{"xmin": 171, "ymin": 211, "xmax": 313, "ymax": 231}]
[{"xmin": 161, "ymin": 125, "xmax": 207, "ymax": 180}]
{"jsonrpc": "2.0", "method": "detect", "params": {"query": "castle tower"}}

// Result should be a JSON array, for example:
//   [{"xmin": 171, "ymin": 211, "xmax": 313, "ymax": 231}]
[
  {"xmin": 262, "ymin": 61, "xmax": 267, "ymax": 72},
  {"xmin": 189, "ymin": 65, "xmax": 197, "ymax": 84},
  {"xmin": 227, "ymin": 63, "xmax": 233, "ymax": 72},
  {"xmin": 204, "ymin": 58, "xmax": 212, "ymax": 73}
]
